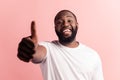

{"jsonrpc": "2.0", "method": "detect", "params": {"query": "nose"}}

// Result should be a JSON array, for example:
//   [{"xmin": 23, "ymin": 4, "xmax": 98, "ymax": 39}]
[{"xmin": 63, "ymin": 21, "xmax": 69, "ymax": 27}]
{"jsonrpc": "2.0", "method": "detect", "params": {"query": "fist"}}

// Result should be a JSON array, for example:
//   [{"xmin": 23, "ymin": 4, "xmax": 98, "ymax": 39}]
[
  {"xmin": 17, "ymin": 37, "xmax": 35, "ymax": 62},
  {"xmin": 17, "ymin": 21, "xmax": 38, "ymax": 62}
]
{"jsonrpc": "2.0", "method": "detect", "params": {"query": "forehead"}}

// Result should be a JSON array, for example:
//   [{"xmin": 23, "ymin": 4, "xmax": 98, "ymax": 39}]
[{"xmin": 55, "ymin": 11, "xmax": 75, "ymax": 20}]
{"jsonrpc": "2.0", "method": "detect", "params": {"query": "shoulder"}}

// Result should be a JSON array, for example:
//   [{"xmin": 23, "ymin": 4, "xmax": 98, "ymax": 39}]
[
  {"xmin": 38, "ymin": 40, "xmax": 60, "ymax": 47},
  {"xmin": 79, "ymin": 43, "xmax": 97, "ymax": 53},
  {"xmin": 80, "ymin": 43, "xmax": 101, "ymax": 61},
  {"xmin": 81, "ymin": 43, "xmax": 103, "ymax": 66}
]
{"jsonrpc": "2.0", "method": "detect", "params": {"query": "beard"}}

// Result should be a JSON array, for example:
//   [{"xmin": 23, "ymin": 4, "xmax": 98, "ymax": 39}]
[{"xmin": 55, "ymin": 26, "xmax": 78, "ymax": 44}]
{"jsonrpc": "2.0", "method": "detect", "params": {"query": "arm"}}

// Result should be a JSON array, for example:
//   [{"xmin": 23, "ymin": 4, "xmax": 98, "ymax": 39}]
[{"xmin": 32, "ymin": 45, "xmax": 46, "ymax": 63}]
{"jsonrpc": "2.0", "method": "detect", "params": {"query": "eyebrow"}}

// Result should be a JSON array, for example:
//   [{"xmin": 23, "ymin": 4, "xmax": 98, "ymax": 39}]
[{"xmin": 66, "ymin": 15, "xmax": 73, "ymax": 18}]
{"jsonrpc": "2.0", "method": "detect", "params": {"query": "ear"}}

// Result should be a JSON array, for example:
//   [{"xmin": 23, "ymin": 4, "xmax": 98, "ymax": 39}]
[
  {"xmin": 54, "ymin": 26, "xmax": 57, "ymax": 30},
  {"xmin": 54, "ymin": 25, "xmax": 56, "ymax": 28},
  {"xmin": 76, "ymin": 22, "xmax": 79, "ymax": 28}
]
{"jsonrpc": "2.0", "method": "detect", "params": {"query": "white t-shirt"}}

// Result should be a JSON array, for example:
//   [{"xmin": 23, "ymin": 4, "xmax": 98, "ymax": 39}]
[{"xmin": 39, "ymin": 40, "xmax": 104, "ymax": 80}]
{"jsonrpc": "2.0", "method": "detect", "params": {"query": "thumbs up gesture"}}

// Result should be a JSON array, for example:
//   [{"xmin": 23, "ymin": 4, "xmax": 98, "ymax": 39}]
[{"xmin": 17, "ymin": 21, "xmax": 38, "ymax": 62}]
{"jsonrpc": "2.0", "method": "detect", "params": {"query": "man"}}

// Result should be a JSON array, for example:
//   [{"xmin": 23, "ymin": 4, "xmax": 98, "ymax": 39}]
[{"xmin": 17, "ymin": 10, "xmax": 104, "ymax": 80}]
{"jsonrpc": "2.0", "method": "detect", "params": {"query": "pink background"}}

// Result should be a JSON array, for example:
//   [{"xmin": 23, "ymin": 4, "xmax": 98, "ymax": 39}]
[{"xmin": 0, "ymin": 0, "xmax": 120, "ymax": 80}]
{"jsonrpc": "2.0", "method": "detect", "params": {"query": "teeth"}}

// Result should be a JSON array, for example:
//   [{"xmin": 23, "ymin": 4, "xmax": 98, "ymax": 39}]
[{"xmin": 63, "ymin": 29, "xmax": 70, "ymax": 32}]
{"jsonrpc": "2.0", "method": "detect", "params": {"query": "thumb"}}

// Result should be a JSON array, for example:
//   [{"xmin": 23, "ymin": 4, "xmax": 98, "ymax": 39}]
[{"xmin": 31, "ymin": 21, "xmax": 38, "ymax": 44}]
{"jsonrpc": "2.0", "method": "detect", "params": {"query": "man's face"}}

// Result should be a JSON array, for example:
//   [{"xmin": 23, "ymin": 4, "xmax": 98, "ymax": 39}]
[{"xmin": 55, "ymin": 12, "xmax": 78, "ymax": 44}]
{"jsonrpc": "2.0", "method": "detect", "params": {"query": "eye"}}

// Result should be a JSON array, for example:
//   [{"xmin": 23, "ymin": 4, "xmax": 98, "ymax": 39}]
[
  {"xmin": 56, "ymin": 20, "xmax": 63, "ymax": 25},
  {"xmin": 68, "ymin": 20, "xmax": 73, "ymax": 23}
]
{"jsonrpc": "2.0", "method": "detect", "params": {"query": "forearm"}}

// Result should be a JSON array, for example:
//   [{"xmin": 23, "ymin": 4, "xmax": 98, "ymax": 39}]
[{"xmin": 31, "ymin": 45, "xmax": 47, "ymax": 64}]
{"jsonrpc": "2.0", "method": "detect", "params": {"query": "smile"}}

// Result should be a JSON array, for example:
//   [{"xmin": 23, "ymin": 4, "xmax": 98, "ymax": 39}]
[{"xmin": 63, "ymin": 29, "xmax": 71, "ymax": 33}]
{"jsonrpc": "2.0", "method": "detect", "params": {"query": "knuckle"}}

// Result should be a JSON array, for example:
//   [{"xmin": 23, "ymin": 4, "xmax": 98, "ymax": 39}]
[{"xmin": 17, "ymin": 52, "xmax": 31, "ymax": 62}]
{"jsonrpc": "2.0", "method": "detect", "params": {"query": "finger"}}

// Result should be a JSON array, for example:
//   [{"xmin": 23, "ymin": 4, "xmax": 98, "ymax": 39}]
[
  {"xmin": 17, "ymin": 53, "xmax": 30, "ymax": 62},
  {"xmin": 21, "ymin": 38, "xmax": 35, "ymax": 49},
  {"xmin": 31, "ymin": 21, "xmax": 37, "ymax": 43},
  {"xmin": 18, "ymin": 42, "xmax": 35, "ymax": 54},
  {"xmin": 18, "ymin": 45, "xmax": 35, "ymax": 55},
  {"xmin": 19, "ymin": 39, "xmax": 34, "ymax": 53},
  {"xmin": 17, "ymin": 51, "xmax": 33, "ymax": 59}
]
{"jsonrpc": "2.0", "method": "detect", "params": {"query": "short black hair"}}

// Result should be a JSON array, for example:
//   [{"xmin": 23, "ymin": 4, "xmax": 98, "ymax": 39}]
[{"xmin": 54, "ymin": 10, "xmax": 77, "ymax": 24}]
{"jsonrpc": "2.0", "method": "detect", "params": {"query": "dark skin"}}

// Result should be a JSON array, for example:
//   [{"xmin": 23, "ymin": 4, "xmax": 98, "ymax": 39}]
[
  {"xmin": 17, "ymin": 21, "xmax": 46, "ymax": 63},
  {"xmin": 55, "ymin": 11, "xmax": 78, "ymax": 47},
  {"xmin": 17, "ymin": 10, "xmax": 79, "ymax": 63}
]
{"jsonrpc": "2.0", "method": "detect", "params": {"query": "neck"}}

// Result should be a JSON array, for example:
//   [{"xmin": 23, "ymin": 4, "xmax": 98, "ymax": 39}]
[{"xmin": 60, "ymin": 40, "xmax": 79, "ymax": 48}]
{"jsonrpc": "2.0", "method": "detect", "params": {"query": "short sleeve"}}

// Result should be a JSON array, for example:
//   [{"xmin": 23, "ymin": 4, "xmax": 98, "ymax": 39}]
[
  {"xmin": 92, "ymin": 55, "xmax": 104, "ymax": 80},
  {"xmin": 38, "ymin": 41, "xmax": 49, "ymax": 63}
]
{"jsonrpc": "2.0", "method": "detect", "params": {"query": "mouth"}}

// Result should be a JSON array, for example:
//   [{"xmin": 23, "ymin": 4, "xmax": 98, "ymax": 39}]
[
  {"xmin": 62, "ymin": 28, "xmax": 72, "ymax": 37},
  {"xmin": 63, "ymin": 28, "xmax": 71, "ymax": 32}
]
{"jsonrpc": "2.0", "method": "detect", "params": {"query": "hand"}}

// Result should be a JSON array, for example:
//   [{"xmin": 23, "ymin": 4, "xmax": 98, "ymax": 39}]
[{"xmin": 17, "ymin": 21, "xmax": 38, "ymax": 62}]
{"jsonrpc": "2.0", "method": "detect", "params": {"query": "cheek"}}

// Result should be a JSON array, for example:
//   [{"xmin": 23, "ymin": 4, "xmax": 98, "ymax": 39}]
[
  {"xmin": 72, "ymin": 23, "xmax": 77, "ymax": 26},
  {"xmin": 72, "ymin": 23, "xmax": 78, "ymax": 29},
  {"xmin": 55, "ymin": 26, "xmax": 61, "ymax": 32}
]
